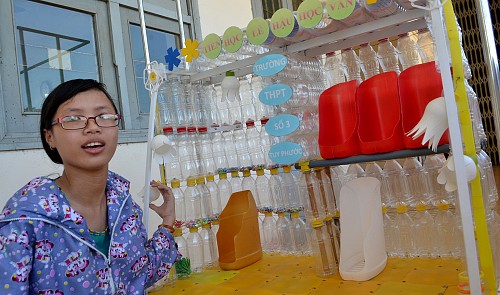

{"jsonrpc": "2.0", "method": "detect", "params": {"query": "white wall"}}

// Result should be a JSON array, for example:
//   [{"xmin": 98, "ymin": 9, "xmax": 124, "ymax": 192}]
[{"xmin": 197, "ymin": 0, "xmax": 254, "ymax": 38}]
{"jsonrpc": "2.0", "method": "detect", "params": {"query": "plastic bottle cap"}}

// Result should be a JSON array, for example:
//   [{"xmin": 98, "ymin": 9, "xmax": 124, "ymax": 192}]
[
  {"xmin": 189, "ymin": 227, "xmax": 199, "ymax": 233},
  {"xmin": 360, "ymin": 43, "xmax": 369, "ymax": 47},
  {"xmin": 198, "ymin": 126, "xmax": 208, "ymax": 133},
  {"xmin": 171, "ymin": 178, "xmax": 181, "ymax": 188},
  {"xmin": 177, "ymin": 126, "xmax": 187, "ymax": 133},
  {"xmin": 300, "ymin": 165, "xmax": 311, "ymax": 172},
  {"xmin": 264, "ymin": 212, "xmax": 273, "ymax": 217},
  {"xmin": 396, "ymin": 203, "xmax": 408, "ymax": 213},
  {"xmin": 219, "ymin": 172, "xmax": 227, "ymax": 179},
  {"xmin": 173, "ymin": 227, "xmax": 183, "ymax": 236},
  {"xmin": 261, "ymin": 118, "xmax": 269, "ymax": 125},
  {"xmin": 398, "ymin": 33, "xmax": 408, "ymax": 37},
  {"xmin": 246, "ymin": 120, "xmax": 255, "ymax": 127},
  {"xmin": 270, "ymin": 168, "xmax": 279, "ymax": 175},
  {"xmin": 278, "ymin": 212, "xmax": 286, "ymax": 217},
  {"xmin": 202, "ymin": 223, "xmax": 211, "ymax": 229},
  {"xmin": 437, "ymin": 201, "xmax": 450, "ymax": 210},
  {"xmin": 283, "ymin": 165, "xmax": 292, "ymax": 173},
  {"xmin": 186, "ymin": 177, "xmax": 196, "ymax": 186},
  {"xmin": 196, "ymin": 176, "xmax": 205, "ymax": 184},
  {"xmin": 226, "ymin": 71, "xmax": 235, "ymax": 77},
  {"xmin": 163, "ymin": 126, "xmax": 174, "ymax": 133},
  {"xmin": 416, "ymin": 203, "xmax": 428, "ymax": 211},
  {"xmin": 378, "ymin": 38, "xmax": 389, "ymax": 42},
  {"xmin": 382, "ymin": 206, "xmax": 388, "ymax": 214},
  {"xmin": 256, "ymin": 169, "xmax": 264, "ymax": 176},
  {"xmin": 326, "ymin": 52, "xmax": 336, "ymax": 57},
  {"xmin": 212, "ymin": 219, "xmax": 219, "ymax": 225},
  {"xmin": 243, "ymin": 170, "xmax": 251, "ymax": 177},
  {"xmin": 291, "ymin": 212, "xmax": 300, "ymax": 218},
  {"xmin": 231, "ymin": 171, "xmax": 239, "ymax": 177},
  {"xmin": 206, "ymin": 174, "xmax": 215, "ymax": 181},
  {"xmin": 187, "ymin": 126, "xmax": 197, "ymax": 133}
]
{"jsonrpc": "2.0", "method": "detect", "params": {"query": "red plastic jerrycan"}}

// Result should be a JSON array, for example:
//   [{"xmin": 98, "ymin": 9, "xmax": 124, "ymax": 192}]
[
  {"xmin": 318, "ymin": 80, "xmax": 360, "ymax": 159},
  {"xmin": 356, "ymin": 72, "xmax": 405, "ymax": 154},
  {"xmin": 399, "ymin": 62, "xmax": 449, "ymax": 148}
]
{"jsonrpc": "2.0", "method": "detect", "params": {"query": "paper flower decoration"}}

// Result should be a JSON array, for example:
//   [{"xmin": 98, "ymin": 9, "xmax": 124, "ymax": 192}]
[
  {"xmin": 152, "ymin": 135, "xmax": 177, "ymax": 164},
  {"xmin": 164, "ymin": 47, "xmax": 181, "ymax": 71},
  {"xmin": 143, "ymin": 61, "xmax": 166, "ymax": 90},
  {"xmin": 437, "ymin": 155, "xmax": 477, "ymax": 192},
  {"xmin": 407, "ymin": 96, "xmax": 448, "ymax": 152},
  {"xmin": 181, "ymin": 39, "xmax": 200, "ymax": 63},
  {"xmin": 139, "ymin": 184, "xmax": 161, "ymax": 202}
]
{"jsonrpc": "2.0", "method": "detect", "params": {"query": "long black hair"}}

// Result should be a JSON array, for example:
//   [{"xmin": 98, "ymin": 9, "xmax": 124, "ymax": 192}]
[{"xmin": 39, "ymin": 79, "xmax": 118, "ymax": 164}]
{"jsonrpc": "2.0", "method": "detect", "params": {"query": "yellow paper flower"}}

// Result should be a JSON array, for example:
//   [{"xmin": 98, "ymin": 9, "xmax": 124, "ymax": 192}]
[{"xmin": 181, "ymin": 39, "xmax": 200, "ymax": 62}]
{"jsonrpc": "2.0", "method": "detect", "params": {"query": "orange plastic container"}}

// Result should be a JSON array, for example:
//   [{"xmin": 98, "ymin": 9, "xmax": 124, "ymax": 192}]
[
  {"xmin": 318, "ymin": 80, "xmax": 360, "ymax": 159},
  {"xmin": 398, "ymin": 62, "xmax": 449, "ymax": 148},
  {"xmin": 217, "ymin": 190, "xmax": 262, "ymax": 270},
  {"xmin": 356, "ymin": 72, "xmax": 405, "ymax": 154}
]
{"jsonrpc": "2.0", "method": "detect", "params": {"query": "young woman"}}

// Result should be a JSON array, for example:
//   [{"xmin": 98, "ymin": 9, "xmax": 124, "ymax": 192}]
[{"xmin": 0, "ymin": 79, "xmax": 180, "ymax": 294}]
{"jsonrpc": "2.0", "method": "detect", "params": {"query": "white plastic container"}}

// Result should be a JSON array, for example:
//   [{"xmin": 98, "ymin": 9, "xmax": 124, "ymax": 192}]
[{"xmin": 339, "ymin": 177, "xmax": 387, "ymax": 281}]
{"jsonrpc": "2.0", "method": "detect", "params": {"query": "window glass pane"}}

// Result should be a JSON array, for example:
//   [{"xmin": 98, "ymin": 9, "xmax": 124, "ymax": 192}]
[
  {"xmin": 13, "ymin": 0, "xmax": 99, "ymax": 113},
  {"xmin": 292, "ymin": 0, "xmax": 304, "ymax": 10},
  {"xmin": 129, "ymin": 24, "xmax": 178, "ymax": 114}
]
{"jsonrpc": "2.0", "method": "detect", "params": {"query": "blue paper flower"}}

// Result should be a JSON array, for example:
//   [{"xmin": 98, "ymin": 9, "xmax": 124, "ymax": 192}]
[{"xmin": 164, "ymin": 47, "xmax": 181, "ymax": 71}]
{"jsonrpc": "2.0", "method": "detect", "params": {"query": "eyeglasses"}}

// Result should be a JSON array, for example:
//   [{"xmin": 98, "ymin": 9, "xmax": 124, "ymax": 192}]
[{"xmin": 51, "ymin": 114, "xmax": 121, "ymax": 130}]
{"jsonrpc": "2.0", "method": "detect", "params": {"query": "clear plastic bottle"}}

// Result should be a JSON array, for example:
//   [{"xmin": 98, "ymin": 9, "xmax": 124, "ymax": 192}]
[
  {"xmin": 196, "ymin": 176, "xmax": 214, "ymax": 222},
  {"xmin": 173, "ymin": 227, "xmax": 191, "ymax": 279},
  {"xmin": 466, "ymin": 80, "xmax": 487, "ymax": 150},
  {"xmin": 218, "ymin": 171, "xmax": 232, "ymax": 210},
  {"xmin": 230, "ymin": 170, "xmax": 243, "ymax": 196},
  {"xmin": 477, "ymin": 149, "xmax": 498, "ymax": 210},
  {"xmin": 261, "ymin": 212, "xmax": 278, "ymax": 253},
  {"xmin": 246, "ymin": 120, "xmax": 264, "ymax": 166},
  {"xmin": 157, "ymin": 82, "xmax": 176, "ymax": 130},
  {"xmin": 222, "ymin": 128, "xmax": 240, "ymax": 169},
  {"xmin": 203, "ymin": 80, "xmax": 219, "ymax": 127},
  {"xmin": 211, "ymin": 130, "xmax": 228, "ymax": 171},
  {"xmin": 184, "ymin": 177, "xmax": 202, "ymax": 226},
  {"xmin": 297, "ymin": 165, "xmax": 337, "ymax": 277},
  {"xmin": 281, "ymin": 165, "xmax": 301, "ymax": 211},
  {"xmin": 376, "ymin": 38, "xmax": 401, "ymax": 74},
  {"xmin": 365, "ymin": 162, "xmax": 389, "ymax": 206},
  {"xmin": 169, "ymin": 75, "xmax": 187, "ymax": 128},
  {"xmin": 200, "ymin": 223, "xmax": 218, "ymax": 268},
  {"xmin": 255, "ymin": 169, "xmax": 273, "ymax": 213},
  {"xmin": 241, "ymin": 169, "xmax": 259, "ymax": 205},
  {"xmin": 416, "ymin": 28, "xmax": 436, "ymax": 63},
  {"xmin": 486, "ymin": 209, "xmax": 500, "ymax": 281},
  {"xmin": 221, "ymin": 71, "xmax": 243, "ymax": 124},
  {"xmin": 186, "ymin": 226, "xmax": 204, "ymax": 273},
  {"xmin": 162, "ymin": 126, "xmax": 182, "ymax": 182},
  {"xmin": 382, "ymin": 206, "xmax": 396, "ymax": 257},
  {"xmin": 393, "ymin": 202, "xmax": 415, "ymax": 258},
  {"xmin": 402, "ymin": 157, "xmax": 428, "ymax": 208},
  {"xmin": 358, "ymin": 43, "xmax": 380, "ymax": 80},
  {"xmin": 423, "ymin": 155, "xmax": 447, "ymax": 206},
  {"xmin": 276, "ymin": 212, "xmax": 294, "ymax": 254},
  {"xmin": 269, "ymin": 167, "xmax": 285, "ymax": 211},
  {"xmin": 396, "ymin": 33, "xmax": 422, "ymax": 71},
  {"xmin": 260, "ymin": 118, "xmax": 273, "ymax": 167},
  {"xmin": 434, "ymin": 201, "xmax": 456, "ymax": 257},
  {"xmin": 252, "ymin": 76, "xmax": 275, "ymax": 120},
  {"xmin": 205, "ymin": 174, "xmax": 222, "ymax": 217},
  {"xmin": 191, "ymin": 80, "xmax": 210, "ymax": 128},
  {"xmin": 233, "ymin": 125, "xmax": 252, "ymax": 168},
  {"xmin": 290, "ymin": 211, "xmax": 310, "ymax": 255},
  {"xmin": 177, "ymin": 126, "xmax": 197, "ymax": 180},
  {"xmin": 239, "ymin": 75, "xmax": 256, "ymax": 123},
  {"xmin": 187, "ymin": 126, "xmax": 201, "ymax": 176},
  {"xmin": 171, "ymin": 178, "xmax": 186, "ymax": 224},
  {"xmin": 324, "ymin": 51, "xmax": 346, "ymax": 88},
  {"xmin": 181, "ymin": 77, "xmax": 196, "ymax": 127},
  {"xmin": 196, "ymin": 127, "xmax": 216, "ymax": 175},
  {"xmin": 382, "ymin": 160, "xmax": 408, "ymax": 208},
  {"xmin": 413, "ymin": 202, "xmax": 436, "ymax": 258},
  {"xmin": 341, "ymin": 48, "xmax": 362, "ymax": 84}
]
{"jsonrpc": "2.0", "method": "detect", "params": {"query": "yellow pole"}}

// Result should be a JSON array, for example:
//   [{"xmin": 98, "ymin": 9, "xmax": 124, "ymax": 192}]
[{"xmin": 443, "ymin": 1, "xmax": 497, "ymax": 292}]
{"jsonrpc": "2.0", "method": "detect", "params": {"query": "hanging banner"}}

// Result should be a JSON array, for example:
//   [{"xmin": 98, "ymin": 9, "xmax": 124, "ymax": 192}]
[
  {"xmin": 222, "ymin": 26, "xmax": 244, "ymax": 53},
  {"xmin": 246, "ymin": 17, "xmax": 275, "ymax": 45},
  {"xmin": 269, "ymin": 8, "xmax": 299, "ymax": 38},
  {"xmin": 268, "ymin": 142, "xmax": 303, "ymax": 165},
  {"xmin": 201, "ymin": 33, "xmax": 222, "ymax": 59},
  {"xmin": 266, "ymin": 114, "xmax": 300, "ymax": 136},
  {"xmin": 259, "ymin": 83, "xmax": 293, "ymax": 106},
  {"xmin": 325, "ymin": 0, "xmax": 356, "ymax": 20},
  {"xmin": 296, "ymin": 0, "xmax": 324, "ymax": 29},
  {"xmin": 253, "ymin": 54, "xmax": 288, "ymax": 76}
]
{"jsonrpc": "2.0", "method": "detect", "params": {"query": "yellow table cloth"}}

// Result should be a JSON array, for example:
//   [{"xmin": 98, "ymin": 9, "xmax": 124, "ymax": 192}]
[{"xmin": 151, "ymin": 254, "xmax": 462, "ymax": 295}]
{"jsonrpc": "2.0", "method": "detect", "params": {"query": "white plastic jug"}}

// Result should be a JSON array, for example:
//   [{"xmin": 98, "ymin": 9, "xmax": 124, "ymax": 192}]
[{"xmin": 339, "ymin": 176, "xmax": 387, "ymax": 281}]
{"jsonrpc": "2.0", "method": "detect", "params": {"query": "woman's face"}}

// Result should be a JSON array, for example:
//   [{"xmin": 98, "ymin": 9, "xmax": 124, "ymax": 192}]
[{"xmin": 44, "ymin": 89, "xmax": 119, "ymax": 172}]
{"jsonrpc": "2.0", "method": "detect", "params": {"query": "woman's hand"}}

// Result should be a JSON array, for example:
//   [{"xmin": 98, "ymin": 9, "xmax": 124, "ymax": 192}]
[{"xmin": 149, "ymin": 180, "xmax": 175, "ymax": 227}]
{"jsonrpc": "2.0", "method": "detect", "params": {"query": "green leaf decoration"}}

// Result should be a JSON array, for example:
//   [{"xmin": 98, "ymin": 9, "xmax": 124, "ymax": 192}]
[{"xmin": 175, "ymin": 257, "xmax": 192, "ymax": 278}]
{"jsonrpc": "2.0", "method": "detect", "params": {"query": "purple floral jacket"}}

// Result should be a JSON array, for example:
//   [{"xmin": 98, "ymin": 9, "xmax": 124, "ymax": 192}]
[{"xmin": 0, "ymin": 171, "xmax": 181, "ymax": 294}]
